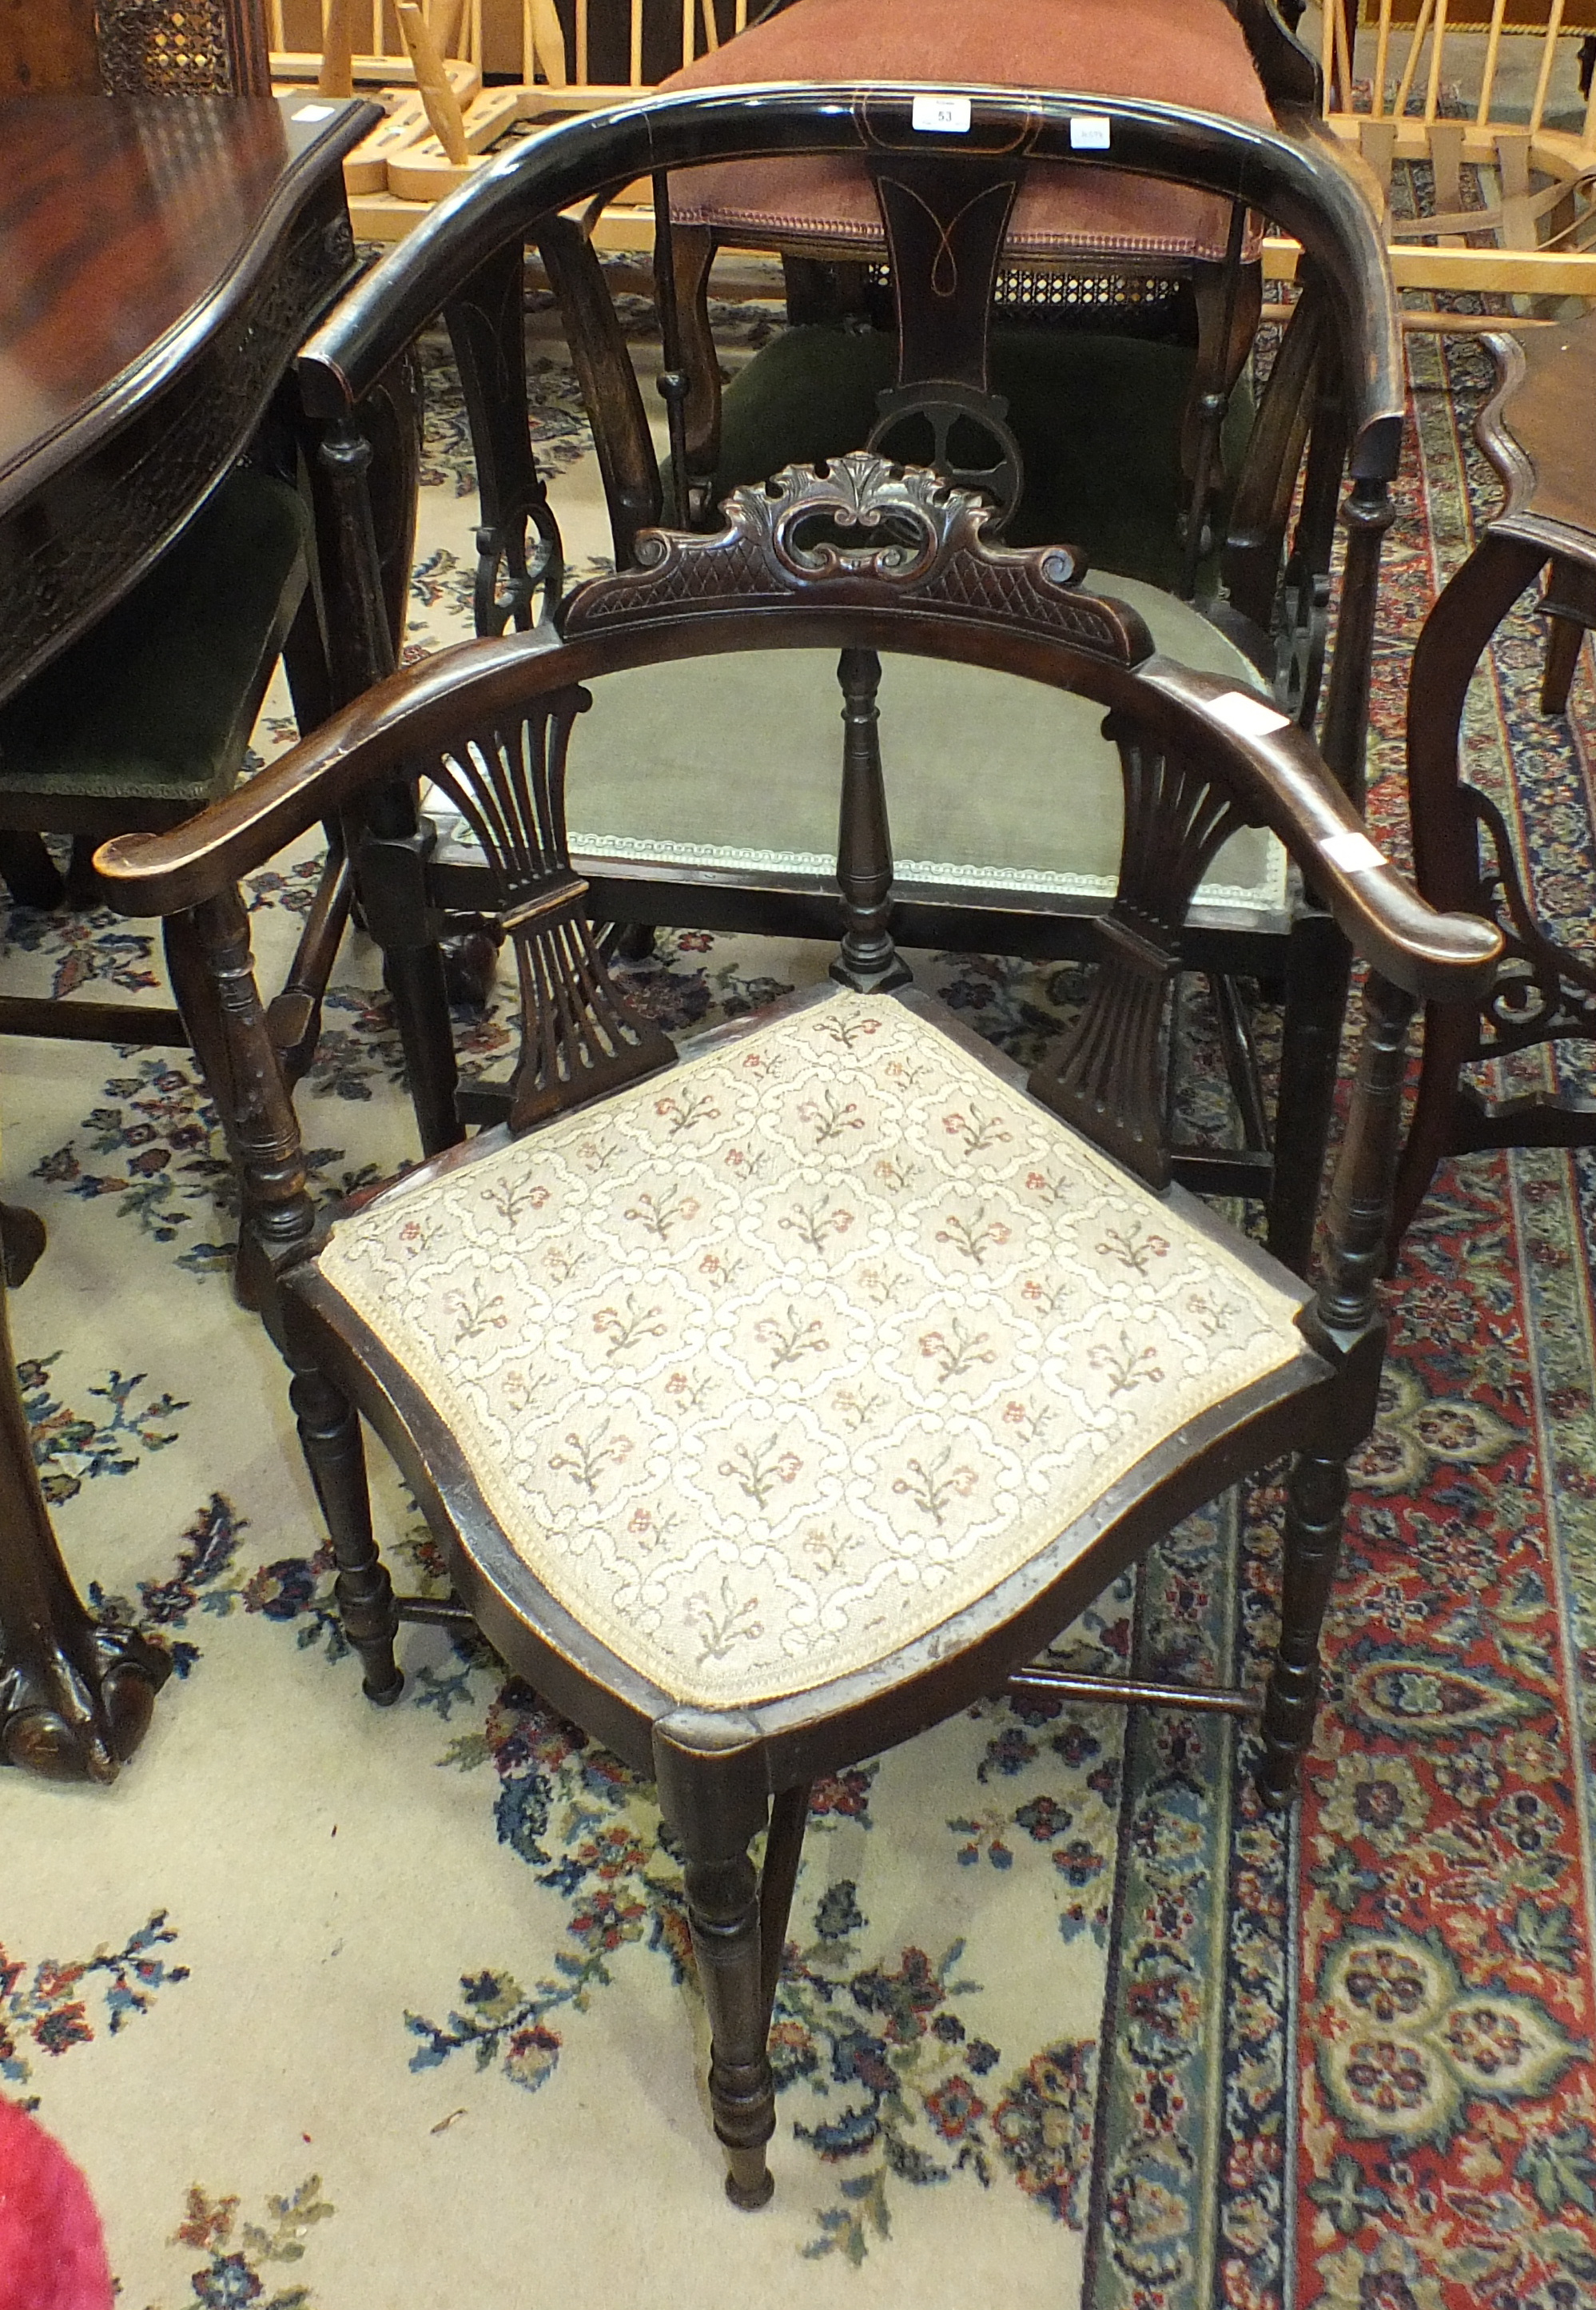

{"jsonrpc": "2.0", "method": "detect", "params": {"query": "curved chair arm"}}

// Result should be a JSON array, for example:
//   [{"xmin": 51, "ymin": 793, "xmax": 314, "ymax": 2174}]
[
  {"xmin": 296, "ymin": 83, "xmax": 1402, "ymax": 480},
  {"xmin": 1140, "ymin": 659, "xmax": 1503, "ymax": 1003},
  {"xmin": 94, "ymin": 630, "xmax": 547, "ymax": 914},
  {"xmin": 96, "ymin": 617, "xmax": 1498, "ymax": 1010}
]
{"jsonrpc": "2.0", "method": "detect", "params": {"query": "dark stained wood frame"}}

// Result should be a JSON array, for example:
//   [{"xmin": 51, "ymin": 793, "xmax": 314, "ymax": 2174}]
[
  {"xmin": 1391, "ymin": 320, "xmax": 1596, "ymax": 1253},
  {"xmin": 94, "ymin": 458, "xmax": 1499, "ymax": 2200},
  {"xmin": 291, "ymin": 83, "xmax": 1406, "ymax": 1269}
]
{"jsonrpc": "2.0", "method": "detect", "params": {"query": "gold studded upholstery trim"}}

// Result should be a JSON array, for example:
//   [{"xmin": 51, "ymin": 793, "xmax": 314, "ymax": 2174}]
[{"xmin": 319, "ymin": 994, "xmax": 1308, "ymax": 1708}]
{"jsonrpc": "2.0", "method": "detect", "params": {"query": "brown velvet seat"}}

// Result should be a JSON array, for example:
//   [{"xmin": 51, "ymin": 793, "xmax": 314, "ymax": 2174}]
[{"xmin": 662, "ymin": 0, "xmax": 1274, "ymax": 266}]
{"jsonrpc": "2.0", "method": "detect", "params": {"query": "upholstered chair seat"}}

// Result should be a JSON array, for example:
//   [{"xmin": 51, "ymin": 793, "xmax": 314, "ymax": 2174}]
[
  {"xmin": 554, "ymin": 574, "xmax": 1284, "ymax": 910},
  {"xmin": 660, "ymin": 0, "xmax": 1273, "ymax": 267},
  {"xmin": 316, "ymin": 988, "xmax": 1309, "ymax": 1709},
  {"xmin": 0, "ymin": 467, "xmax": 308, "ymax": 815}
]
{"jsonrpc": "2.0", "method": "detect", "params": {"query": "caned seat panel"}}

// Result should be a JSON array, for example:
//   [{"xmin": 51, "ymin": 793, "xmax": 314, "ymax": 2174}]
[{"xmin": 316, "ymin": 990, "xmax": 1309, "ymax": 1708}]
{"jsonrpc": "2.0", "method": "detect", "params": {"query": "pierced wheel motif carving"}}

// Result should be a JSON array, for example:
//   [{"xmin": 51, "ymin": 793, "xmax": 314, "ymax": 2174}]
[
  {"xmin": 1274, "ymin": 551, "xmax": 1331, "ymax": 729},
  {"xmin": 474, "ymin": 491, "xmax": 565, "ymax": 637},
  {"xmin": 867, "ymin": 384, "xmax": 1025, "ymax": 532}
]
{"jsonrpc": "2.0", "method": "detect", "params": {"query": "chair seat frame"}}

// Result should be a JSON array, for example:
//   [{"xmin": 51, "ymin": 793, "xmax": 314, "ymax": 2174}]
[{"xmin": 97, "ymin": 456, "xmax": 1498, "ymax": 2210}]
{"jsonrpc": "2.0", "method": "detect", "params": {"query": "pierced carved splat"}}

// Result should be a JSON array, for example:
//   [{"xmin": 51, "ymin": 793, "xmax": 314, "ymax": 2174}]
[
  {"xmin": 424, "ymin": 692, "xmax": 676, "ymax": 1131},
  {"xmin": 444, "ymin": 243, "xmax": 564, "ymax": 639},
  {"xmin": 562, "ymin": 453, "xmax": 1154, "ymax": 665},
  {"xmin": 1029, "ymin": 732, "xmax": 1259, "ymax": 1189},
  {"xmin": 863, "ymin": 159, "xmax": 1027, "ymax": 526},
  {"xmin": 1462, "ymin": 785, "xmax": 1596, "ymax": 1062}
]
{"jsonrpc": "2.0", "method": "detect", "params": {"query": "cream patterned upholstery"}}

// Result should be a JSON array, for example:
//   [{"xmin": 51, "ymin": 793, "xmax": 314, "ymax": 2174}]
[{"xmin": 318, "ymin": 992, "xmax": 1308, "ymax": 1708}]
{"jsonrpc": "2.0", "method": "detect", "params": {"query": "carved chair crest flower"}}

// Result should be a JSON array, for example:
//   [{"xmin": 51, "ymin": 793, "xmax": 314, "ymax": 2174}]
[{"xmin": 98, "ymin": 452, "xmax": 1499, "ymax": 2208}]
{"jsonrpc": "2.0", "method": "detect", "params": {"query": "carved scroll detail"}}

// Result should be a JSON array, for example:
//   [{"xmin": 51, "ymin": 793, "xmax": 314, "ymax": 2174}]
[
  {"xmin": 1029, "ymin": 736, "xmax": 1255, "ymax": 1189},
  {"xmin": 1462, "ymin": 786, "xmax": 1596, "ymax": 1060},
  {"xmin": 562, "ymin": 453, "xmax": 1154, "ymax": 665},
  {"xmin": 425, "ymin": 695, "xmax": 676, "ymax": 1129}
]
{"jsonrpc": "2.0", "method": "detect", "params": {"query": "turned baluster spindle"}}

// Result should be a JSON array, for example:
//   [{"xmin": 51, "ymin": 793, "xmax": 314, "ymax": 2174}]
[{"xmin": 830, "ymin": 646, "xmax": 909, "ymax": 993}]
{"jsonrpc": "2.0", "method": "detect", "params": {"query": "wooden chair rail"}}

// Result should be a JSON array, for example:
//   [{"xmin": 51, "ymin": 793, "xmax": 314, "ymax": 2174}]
[
  {"xmin": 1319, "ymin": 0, "xmax": 1596, "ymax": 299},
  {"xmin": 95, "ymin": 580, "xmax": 1501, "ymax": 1006}
]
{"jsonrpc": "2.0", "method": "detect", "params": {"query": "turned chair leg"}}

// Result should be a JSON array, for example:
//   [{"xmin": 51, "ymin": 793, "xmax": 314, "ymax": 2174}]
[
  {"xmin": 1257, "ymin": 1448, "xmax": 1350, "ymax": 1806},
  {"xmin": 289, "ymin": 1359, "xmax": 402, "ymax": 1704},
  {"xmin": 683, "ymin": 1841, "xmax": 778, "ymax": 2209},
  {"xmin": 758, "ymin": 1783, "xmax": 810, "ymax": 2014},
  {"xmin": 1387, "ymin": 998, "xmax": 1479, "ymax": 1263},
  {"xmin": 0, "ymin": 831, "xmax": 66, "ymax": 910}
]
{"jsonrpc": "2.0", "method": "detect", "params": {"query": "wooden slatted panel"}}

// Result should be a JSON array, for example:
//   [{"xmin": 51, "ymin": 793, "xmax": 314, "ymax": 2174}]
[{"xmin": 1323, "ymin": 0, "xmax": 1596, "ymax": 297}]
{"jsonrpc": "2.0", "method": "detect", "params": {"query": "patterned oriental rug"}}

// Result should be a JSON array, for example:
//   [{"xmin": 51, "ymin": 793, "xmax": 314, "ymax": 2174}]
[{"xmin": 1, "ymin": 297, "xmax": 1594, "ymax": 2310}]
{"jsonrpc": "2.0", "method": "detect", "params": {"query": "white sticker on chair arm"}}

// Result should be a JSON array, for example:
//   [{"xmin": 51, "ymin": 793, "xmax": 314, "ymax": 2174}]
[
  {"xmin": 1207, "ymin": 690, "xmax": 1292, "ymax": 739},
  {"xmin": 1320, "ymin": 828, "xmax": 1387, "ymax": 873},
  {"xmin": 1069, "ymin": 115, "xmax": 1112, "ymax": 149},
  {"xmin": 912, "ymin": 94, "xmax": 971, "ymax": 133}
]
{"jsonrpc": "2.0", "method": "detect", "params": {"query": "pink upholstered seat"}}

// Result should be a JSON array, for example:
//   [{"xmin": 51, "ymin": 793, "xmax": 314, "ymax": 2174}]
[{"xmin": 661, "ymin": 0, "xmax": 1274, "ymax": 265}]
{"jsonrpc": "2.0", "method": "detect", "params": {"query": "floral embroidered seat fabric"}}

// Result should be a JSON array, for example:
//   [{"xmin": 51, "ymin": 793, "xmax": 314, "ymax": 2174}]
[{"xmin": 318, "ymin": 993, "xmax": 1309, "ymax": 1708}]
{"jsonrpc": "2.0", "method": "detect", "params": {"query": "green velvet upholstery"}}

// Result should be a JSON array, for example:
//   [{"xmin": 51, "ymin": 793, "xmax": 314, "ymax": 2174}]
[
  {"xmin": 710, "ymin": 325, "xmax": 1253, "ymax": 594},
  {"xmin": 544, "ymin": 575, "xmax": 1288, "ymax": 924},
  {"xmin": 0, "ymin": 465, "xmax": 308, "ymax": 807}
]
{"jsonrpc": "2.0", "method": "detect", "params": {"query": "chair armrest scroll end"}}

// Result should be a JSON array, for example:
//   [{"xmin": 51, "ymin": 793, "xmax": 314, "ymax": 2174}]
[
  {"xmin": 93, "ymin": 825, "xmax": 244, "ymax": 920},
  {"xmin": 1147, "ymin": 661, "xmax": 1504, "ymax": 1004},
  {"xmin": 296, "ymin": 346, "xmax": 358, "ymax": 423}
]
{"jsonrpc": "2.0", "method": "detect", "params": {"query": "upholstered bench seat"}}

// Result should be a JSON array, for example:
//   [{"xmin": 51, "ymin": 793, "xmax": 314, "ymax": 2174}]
[
  {"xmin": 318, "ymin": 989, "xmax": 1309, "ymax": 1709},
  {"xmin": 542, "ymin": 572, "xmax": 1288, "ymax": 919},
  {"xmin": 0, "ymin": 466, "xmax": 308, "ymax": 811}
]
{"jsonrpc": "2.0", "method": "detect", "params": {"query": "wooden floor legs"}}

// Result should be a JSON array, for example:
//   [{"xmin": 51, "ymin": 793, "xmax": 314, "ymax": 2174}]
[
  {"xmin": 1257, "ymin": 1447, "xmax": 1350, "ymax": 1807},
  {"xmin": 289, "ymin": 1358, "xmax": 402, "ymax": 1704}
]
